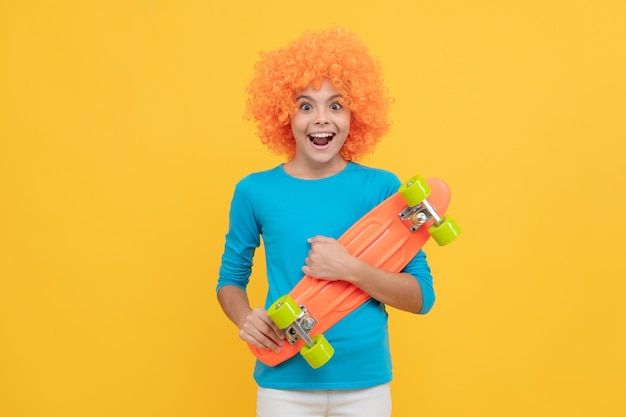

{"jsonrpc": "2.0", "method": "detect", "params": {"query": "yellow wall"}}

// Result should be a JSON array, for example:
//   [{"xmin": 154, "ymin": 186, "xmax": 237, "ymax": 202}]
[{"xmin": 1, "ymin": 1, "xmax": 625, "ymax": 416}]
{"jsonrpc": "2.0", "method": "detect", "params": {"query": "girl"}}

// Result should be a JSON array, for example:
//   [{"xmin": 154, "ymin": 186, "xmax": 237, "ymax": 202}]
[{"xmin": 216, "ymin": 27, "xmax": 435, "ymax": 417}]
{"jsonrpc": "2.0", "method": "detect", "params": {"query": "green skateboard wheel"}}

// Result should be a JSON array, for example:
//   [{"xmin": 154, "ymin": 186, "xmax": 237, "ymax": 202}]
[
  {"xmin": 300, "ymin": 334, "xmax": 334, "ymax": 369},
  {"xmin": 429, "ymin": 216, "xmax": 461, "ymax": 246},
  {"xmin": 398, "ymin": 175, "xmax": 431, "ymax": 207},
  {"xmin": 267, "ymin": 295, "xmax": 301, "ymax": 329}
]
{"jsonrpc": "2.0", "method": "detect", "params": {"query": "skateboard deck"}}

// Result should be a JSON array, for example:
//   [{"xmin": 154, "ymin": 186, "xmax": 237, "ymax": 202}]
[{"xmin": 248, "ymin": 176, "xmax": 457, "ymax": 367}]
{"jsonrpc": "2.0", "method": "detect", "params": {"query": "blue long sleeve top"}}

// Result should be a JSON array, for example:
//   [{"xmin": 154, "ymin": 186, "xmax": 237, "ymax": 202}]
[{"xmin": 217, "ymin": 162, "xmax": 435, "ymax": 390}]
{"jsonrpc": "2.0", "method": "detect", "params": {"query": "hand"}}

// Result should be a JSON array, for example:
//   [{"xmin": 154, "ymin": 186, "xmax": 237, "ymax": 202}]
[
  {"xmin": 238, "ymin": 307, "xmax": 285, "ymax": 353},
  {"xmin": 301, "ymin": 236, "xmax": 355, "ymax": 281}
]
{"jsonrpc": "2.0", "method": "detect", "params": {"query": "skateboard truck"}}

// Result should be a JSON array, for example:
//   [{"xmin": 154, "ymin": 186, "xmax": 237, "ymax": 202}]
[
  {"xmin": 398, "ymin": 198, "xmax": 442, "ymax": 232},
  {"xmin": 397, "ymin": 175, "xmax": 460, "ymax": 245},
  {"xmin": 278, "ymin": 303, "xmax": 317, "ymax": 346},
  {"xmin": 267, "ymin": 295, "xmax": 335, "ymax": 368}
]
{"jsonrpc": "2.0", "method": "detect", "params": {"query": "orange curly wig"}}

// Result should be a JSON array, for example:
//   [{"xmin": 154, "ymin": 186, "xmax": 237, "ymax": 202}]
[{"xmin": 245, "ymin": 27, "xmax": 392, "ymax": 161}]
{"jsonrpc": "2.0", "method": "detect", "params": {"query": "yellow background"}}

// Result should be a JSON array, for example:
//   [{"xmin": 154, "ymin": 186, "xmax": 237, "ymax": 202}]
[{"xmin": 1, "ymin": 1, "xmax": 625, "ymax": 416}]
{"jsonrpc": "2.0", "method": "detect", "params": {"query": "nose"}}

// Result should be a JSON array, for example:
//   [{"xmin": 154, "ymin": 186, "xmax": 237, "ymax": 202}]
[{"xmin": 314, "ymin": 108, "xmax": 329, "ymax": 125}]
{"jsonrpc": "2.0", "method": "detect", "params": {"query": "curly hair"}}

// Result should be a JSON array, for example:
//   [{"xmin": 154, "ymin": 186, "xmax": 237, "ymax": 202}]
[{"xmin": 245, "ymin": 27, "xmax": 392, "ymax": 161}]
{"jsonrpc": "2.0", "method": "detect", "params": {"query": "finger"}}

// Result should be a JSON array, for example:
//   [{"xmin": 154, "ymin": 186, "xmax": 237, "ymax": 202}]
[
  {"xmin": 258, "ymin": 311, "xmax": 285, "ymax": 341},
  {"xmin": 240, "ymin": 325, "xmax": 283, "ymax": 352},
  {"xmin": 241, "ymin": 309, "xmax": 285, "ymax": 351},
  {"xmin": 269, "ymin": 322, "xmax": 286, "ymax": 342}
]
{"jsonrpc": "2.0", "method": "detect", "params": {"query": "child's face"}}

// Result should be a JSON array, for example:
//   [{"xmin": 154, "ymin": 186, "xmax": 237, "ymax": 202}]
[{"xmin": 290, "ymin": 80, "xmax": 351, "ymax": 168}]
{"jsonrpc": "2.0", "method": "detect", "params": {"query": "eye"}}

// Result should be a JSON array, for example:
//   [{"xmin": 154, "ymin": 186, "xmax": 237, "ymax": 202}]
[
  {"xmin": 330, "ymin": 102, "xmax": 343, "ymax": 111},
  {"xmin": 299, "ymin": 102, "xmax": 313, "ymax": 111}
]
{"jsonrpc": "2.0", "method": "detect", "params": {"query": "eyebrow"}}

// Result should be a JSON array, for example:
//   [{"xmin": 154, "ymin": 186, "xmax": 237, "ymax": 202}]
[{"xmin": 296, "ymin": 94, "xmax": 343, "ymax": 102}]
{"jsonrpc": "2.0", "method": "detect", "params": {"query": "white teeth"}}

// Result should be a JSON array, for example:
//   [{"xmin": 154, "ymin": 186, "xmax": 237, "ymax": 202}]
[{"xmin": 309, "ymin": 133, "xmax": 334, "ymax": 138}]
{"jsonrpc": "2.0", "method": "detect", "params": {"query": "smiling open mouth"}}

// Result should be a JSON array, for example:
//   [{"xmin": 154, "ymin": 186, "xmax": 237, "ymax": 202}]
[{"xmin": 309, "ymin": 132, "xmax": 335, "ymax": 146}]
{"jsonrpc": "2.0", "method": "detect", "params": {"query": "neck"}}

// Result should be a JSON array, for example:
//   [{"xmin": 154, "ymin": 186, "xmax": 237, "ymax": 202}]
[{"xmin": 283, "ymin": 158, "xmax": 349, "ymax": 179}]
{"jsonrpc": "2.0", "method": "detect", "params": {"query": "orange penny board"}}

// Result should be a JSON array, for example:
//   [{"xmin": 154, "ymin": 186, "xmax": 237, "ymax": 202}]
[{"xmin": 249, "ymin": 178, "xmax": 451, "ymax": 367}]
